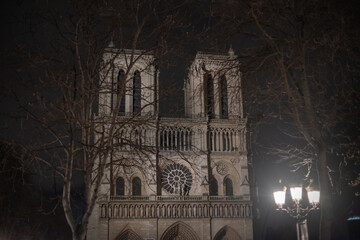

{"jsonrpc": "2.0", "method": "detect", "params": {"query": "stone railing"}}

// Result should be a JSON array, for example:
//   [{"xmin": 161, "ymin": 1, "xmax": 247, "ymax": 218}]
[
  {"xmin": 113, "ymin": 117, "xmax": 246, "ymax": 153},
  {"xmin": 207, "ymin": 126, "xmax": 246, "ymax": 153},
  {"xmin": 100, "ymin": 195, "xmax": 251, "ymax": 219},
  {"xmin": 158, "ymin": 126, "xmax": 193, "ymax": 151},
  {"xmin": 110, "ymin": 196, "xmax": 150, "ymax": 201},
  {"xmin": 109, "ymin": 195, "xmax": 244, "ymax": 202}
]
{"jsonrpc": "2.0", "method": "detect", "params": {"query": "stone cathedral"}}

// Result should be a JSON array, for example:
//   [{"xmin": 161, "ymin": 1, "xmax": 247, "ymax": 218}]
[{"xmin": 87, "ymin": 45, "xmax": 253, "ymax": 240}]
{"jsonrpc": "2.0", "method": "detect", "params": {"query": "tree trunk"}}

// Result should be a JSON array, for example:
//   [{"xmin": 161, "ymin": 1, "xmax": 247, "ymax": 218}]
[
  {"xmin": 317, "ymin": 143, "xmax": 333, "ymax": 240},
  {"xmin": 70, "ymin": 222, "xmax": 87, "ymax": 240},
  {"xmin": 72, "ymin": 232, "xmax": 86, "ymax": 240}
]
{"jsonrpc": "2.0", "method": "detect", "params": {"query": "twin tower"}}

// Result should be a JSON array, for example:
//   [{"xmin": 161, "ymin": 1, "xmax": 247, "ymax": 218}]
[
  {"xmin": 88, "ymin": 45, "xmax": 253, "ymax": 240},
  {"xmin": 99, "ymin": 47, "xmax": 243, "ymax": 119}
]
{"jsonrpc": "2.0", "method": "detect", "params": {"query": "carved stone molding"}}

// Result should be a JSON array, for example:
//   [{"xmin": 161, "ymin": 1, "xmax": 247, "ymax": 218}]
[
  {"xmin": 216, "ymin": 163, "xmax": 229, "ymax": 175},
  {"xmin": 162, "ymin": 163, "xmax": 192, "ymax": 194},
  {"xmin": 161, "ymin": 222, "xmax": 199, "ymax": 240},
  {"xmin": 124, "ymin": 166, "xmax": 135, "ymax": 174},
  {"xmin": 99, "ymin": 200, "xmax": 253, "ymax": 219},
  {"xmin": 230, "ymin": 158, "xmax": 240, "ymax": 164}
]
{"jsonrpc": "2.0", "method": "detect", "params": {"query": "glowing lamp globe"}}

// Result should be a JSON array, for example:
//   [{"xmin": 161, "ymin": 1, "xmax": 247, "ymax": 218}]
[
  {"xmin": 307, "ymin": 190, "xmax": 320, "ymax": 205},
  {"xmin": 273, "ymin": 190, "xmax": 286, "ymax": 207},
  {"xmin": 290, "ymin": 187, "xmax": 302, "ymax": 202}
]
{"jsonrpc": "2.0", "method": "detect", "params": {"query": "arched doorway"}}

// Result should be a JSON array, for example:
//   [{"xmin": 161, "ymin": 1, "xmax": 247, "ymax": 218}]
[
  {"xmin": 213, "ymin": 226, "xmax": 242, "ymax": 240},
  {"xmin": 115, "ymin": 229, "xmax": 142, "ymax": 240},
  {"xmin": 161, "ymin": 221, "xmax": 199, "ymax": 240}
]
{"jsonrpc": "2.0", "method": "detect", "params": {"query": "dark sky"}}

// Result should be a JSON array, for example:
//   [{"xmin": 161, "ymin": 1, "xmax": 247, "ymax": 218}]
[{"xmin": 0, "ymin": 1, "xmax": 358, "ymax": 239}]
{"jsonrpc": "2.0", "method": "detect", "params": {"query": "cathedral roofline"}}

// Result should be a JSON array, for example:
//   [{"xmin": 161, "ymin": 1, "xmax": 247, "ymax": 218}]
[
  {"xmin": 196, "ymin": 47, "xmax": 237, "ymax": 60},
  {"xmin": 104, "ymin": 43, "xmax": 155, "ymax": 57}
]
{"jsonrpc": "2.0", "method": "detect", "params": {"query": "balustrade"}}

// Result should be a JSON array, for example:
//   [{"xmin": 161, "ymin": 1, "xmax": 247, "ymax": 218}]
[
  {"xmin": 208, "ymin": 127, "xmax": 243, "ymax": 152},
  {"xmin": 159, "ymin": 126, "xmax": 193, "ymax": 151},
  {"xmin": 99, "ymin": 196, "xmax": 251, "ymax": 219},
  {"xmin": 117, "ymin": 127, "xmax": 147, "ymax": 150},
  {"xmin": 115, "ymin": 120, "xmax": 245, "ymax": 153}
]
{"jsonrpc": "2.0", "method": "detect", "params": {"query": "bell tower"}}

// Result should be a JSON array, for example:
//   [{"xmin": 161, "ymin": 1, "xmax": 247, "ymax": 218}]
[
  {"xmin": 184, "ymin": 47, "xmax": 243, "ymax": 119},
  {"xmin": 99, "ymin": 44, "xmax": 159, "ymax": 117}
]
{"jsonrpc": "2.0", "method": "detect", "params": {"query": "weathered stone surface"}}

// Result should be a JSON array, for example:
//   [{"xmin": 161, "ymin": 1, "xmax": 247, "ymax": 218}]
[{"xmin": 87, "ymin": 49, "xmax": 253, "ymax": 240}]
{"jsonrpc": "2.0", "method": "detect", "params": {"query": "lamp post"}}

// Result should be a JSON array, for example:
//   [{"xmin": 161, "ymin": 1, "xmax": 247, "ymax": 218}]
[{"xmin": 273, "ymin": 186, "xmax": 320, "ymax": 240}]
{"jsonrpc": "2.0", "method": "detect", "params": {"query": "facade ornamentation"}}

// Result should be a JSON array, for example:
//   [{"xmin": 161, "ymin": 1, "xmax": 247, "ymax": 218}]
[
  {"xmin": 162, "ymin": 163, "xmax": 192, "ymax": 194},
  {"xmin": 230, "ymin": 158, "xmax": 241, "ymax": 164},
  {"xmin": 87, "ymin": 47, "xmax": 253, "ymax": 240},
  {"xmin": 124, "ymin": 166, "xmax": 135, "ymax": 174},
  {"xmin": 115, "ymin": 229, "xmax": 142, "ymax": 240},
  {"xmin": 161, "ymin": 222, "xmax": 199, "ymax": 240},
  {"xmin": 216, "ymin": 163, "xmax": 229, "ymax": 175}
]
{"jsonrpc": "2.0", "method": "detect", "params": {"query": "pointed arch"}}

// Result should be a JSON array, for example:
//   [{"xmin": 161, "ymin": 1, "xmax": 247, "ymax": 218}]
[
  {"xmin": 117, "ymin": 69, "xmax": 126, "ymax": 115},
  {"xmin": 224, "ymin": 176, "xmax": 233, "ymax": 196},
  {"xmin": 115, "ymin": 229, "xmax": 142, "ymax": 240},
  {"xmin": 161, "ymin": 221, "xmax": 199, "ymax": 240},
  {"xmin": 213, "ymin": 226, "xmax": 242, "ymax": 240},
  {"xmin": 132, "ymin": 177, "xmax": 141, "ymax": 196},
  {"xmin": 116, "ymin": 176, "xmax": 125, "ymax": 196},
  {"xmin": 210, "ymin": 176, "xmax": 218, "ymax": 196},
  {"xmin": 219, "ymin": 75, "xmax": 228, "ymax": 119},
  {"xmin": 204, "ymin": 73, "xmax": 214, "ymax": 118},
  {"xmin": 133, "ymin": 70, "xmax": 141, "ymax": 113}
]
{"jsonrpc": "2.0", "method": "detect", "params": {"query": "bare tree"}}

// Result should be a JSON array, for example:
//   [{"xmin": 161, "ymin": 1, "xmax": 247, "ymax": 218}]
[
  {"xmin": 0, "ymin": 143, "xmax": 34, "ymax": 240},
  {"xmin": 209, "ymin": 0, "xmax": 360, "ymax": 239},
  {"xmin": 2, "ymin": 1, "xmax": 197, "ymax": 239}
]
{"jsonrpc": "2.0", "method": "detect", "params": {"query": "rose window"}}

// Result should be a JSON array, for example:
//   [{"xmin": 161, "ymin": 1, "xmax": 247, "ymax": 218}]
[
  {"xmin": 216, "ymin": 163, "xmax": 228, "ymax": 175},
  {"xmin": 162, "ymin": 163, "xmax": 192, "ymax": 194}
]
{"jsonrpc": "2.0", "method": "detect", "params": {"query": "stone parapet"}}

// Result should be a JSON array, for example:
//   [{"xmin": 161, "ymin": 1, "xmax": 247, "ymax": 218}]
[{"xmin": 99, "ymin": 195, "xmax": 252, "ymax": 219}]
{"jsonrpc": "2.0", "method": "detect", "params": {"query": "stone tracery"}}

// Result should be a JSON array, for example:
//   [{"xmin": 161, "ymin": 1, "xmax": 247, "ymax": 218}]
[
  {"xmin": 213, "ymin": 226, "xmax": 242, "ymax": 240},
  {"xmin": 115, "ymin": 229, "xmax": 143, "ymax": 240},
  {"xmin": 162, "ymin": 163, "xmax": 192, "ymax": 195},
  {"xmin": 161, "ymin": 221, "xmax": 199, "ymax": 240}
]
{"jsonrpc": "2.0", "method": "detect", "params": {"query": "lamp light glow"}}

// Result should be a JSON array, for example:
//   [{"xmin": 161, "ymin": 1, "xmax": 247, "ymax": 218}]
[
  {"xmin": 307, "ymin": 190, "xmax": 320, "ymax": 204},
  {"xmin": 273, "ymin": 183, "xmax": 320, "ymax": 240},
  {"xmin": 290, "ymin": 187, "xmax": 302, "ymax": 202},
  {"xmin": 273, "ymin": 190, "xmax": 286, "ymax": 207}
]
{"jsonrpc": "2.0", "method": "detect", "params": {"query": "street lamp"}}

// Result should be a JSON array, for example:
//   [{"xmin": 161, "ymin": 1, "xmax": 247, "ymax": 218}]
[{"xmin": 273, "ymin": 186, "xmax": 320, "ymax": 240}]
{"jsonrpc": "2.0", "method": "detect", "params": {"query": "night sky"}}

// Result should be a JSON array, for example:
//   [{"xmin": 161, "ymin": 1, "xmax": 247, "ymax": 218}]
[{"xmin": 0, "ymin": 1, "xmax": 359, "ymax": 240}]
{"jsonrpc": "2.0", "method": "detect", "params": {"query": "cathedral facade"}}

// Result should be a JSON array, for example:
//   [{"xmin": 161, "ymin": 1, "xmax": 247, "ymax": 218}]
[{"xmin": 87, "ymin": 45, "xmax": 253, "ymax": 240}]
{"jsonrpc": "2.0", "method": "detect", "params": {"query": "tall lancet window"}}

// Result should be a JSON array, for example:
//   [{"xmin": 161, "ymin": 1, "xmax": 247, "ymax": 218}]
[
  {"xmin": 133, "ymin": 71, "xmax": 141, "ymax": 113},
  {"xmin": 224, "ymin": 177, "xmax": 233, "ymax": 196},
  {"xmin": 117, "ymin": 70, "xmax": 126, "ymax": 115},
  {"xmin": 210, "ymin": 177, "xmax": 218, "ymax": 196},
  {"xmin": 220, "ymin": 75, "xmax": 228, "ymax": 118},
  {"xmin": 204, "ymin": 73, "xmax": 214, "ymax": 118},
  {"xmin": 116, "ymin": 177, "xmax": 125, "ymax": 196},
  {"xmin": 132, "ymin": 177, "xmax": 141, "ymax": 196}
]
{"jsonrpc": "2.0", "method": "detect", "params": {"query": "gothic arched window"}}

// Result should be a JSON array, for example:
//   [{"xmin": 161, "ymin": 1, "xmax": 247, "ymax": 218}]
[
  {"xmin": 116, "ymin": 177, "xmax": 125, "ymax": 196},
  {"xmin": 117, "ymin": 70, "xmax": 126, "ymax": 115},
  {"xmin": 132, "ymin": 177, "xmax": 141, "ymax": 196},
  {"xmin": 210, "ymin": 177, "xmax": 218, "ymax": 196},
  {"xmin": 224, "ymin": 177, "xmax": 233, "ymax": 196},
  {"xmin": 220, "ymin": 75, "xmax": 228, "ymax": 118},
  {"xmin": 133, "ymin": 71, "xmax": 141, "ymax": 113},
  {"xmin": 204, "ymin": 73, "xmax": 214, "ymax": 118}
]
